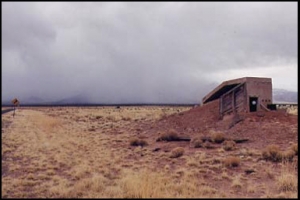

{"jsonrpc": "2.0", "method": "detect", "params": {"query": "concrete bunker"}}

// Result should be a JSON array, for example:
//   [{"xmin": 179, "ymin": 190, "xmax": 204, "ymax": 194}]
[{"xmin": 202, "ymin": 77, "xmax": 273, "ymax": 117}]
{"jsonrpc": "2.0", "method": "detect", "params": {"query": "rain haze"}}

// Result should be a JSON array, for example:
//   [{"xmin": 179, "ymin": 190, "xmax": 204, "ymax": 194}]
[{"xmin": 2, "ymin": 2, "xmax": 298, "ymax": 104}]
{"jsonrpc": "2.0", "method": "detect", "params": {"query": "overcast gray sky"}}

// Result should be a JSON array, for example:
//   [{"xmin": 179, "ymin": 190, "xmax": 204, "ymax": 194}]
[{"xmin": 2, "ymin": 2, "xmax": 298, "ymax": 103}]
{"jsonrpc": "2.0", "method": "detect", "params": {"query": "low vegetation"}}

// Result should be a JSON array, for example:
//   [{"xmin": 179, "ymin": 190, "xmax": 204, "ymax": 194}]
[
  {"xmin": 223, "ymin": 156, "xmax": 240, "ymax": 168},
  {"xmin": 290, "ymin": 143, "xmax": 298, "ymax": 155},
  {"xmin": 286, "ymin": 106, "xmax": 298, "ymax": 115},
  {"xmin": 262, "ymin": 144, "xmax": 282, "ymax": 162},
  {"xmin": 170, "ymin": 147, "xmax": 184, "ymax": 158},
  {"xmin": 129, "ymin": 138, "xmax": 148, "ymax": 147},
  {"xmin": 1, "ymin": 106, "xmax": 298, "ymax": 198},
  {"xmin": 210, "ymin": 131, "xmax": 225, "ymax": 144},
  {"xmin": 231, "ymin": 175, "xmax": 242, "ymax": 189},
  {"xmin": 156, "ymin": 129, "xmax": 180, "ymax": 141},
  {"xmin": 190, "ymin": 137, "xmax": 203, "ymax": 148},
  {"xmin": 262, "ymin": 145, "xmax": 296, "ymax": 162},
  {"xmin": 222, "ymin": 140, "xmax": 236, "ymax": 151},
  {"xmin": 276, "ymin": 162, "xmax": 298, "ymax": 193}
]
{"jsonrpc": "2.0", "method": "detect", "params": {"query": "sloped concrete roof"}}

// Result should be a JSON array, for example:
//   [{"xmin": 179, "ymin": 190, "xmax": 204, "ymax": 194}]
[{"xmin": 202, "ymin": 77, "xmax": 271, "ymax": 104}]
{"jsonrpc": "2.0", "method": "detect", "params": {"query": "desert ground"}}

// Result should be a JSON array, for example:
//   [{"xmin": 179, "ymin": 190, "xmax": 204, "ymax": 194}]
[{"xmin": 1, "ymin": 101, "xmax": 298, "ymax": 198}]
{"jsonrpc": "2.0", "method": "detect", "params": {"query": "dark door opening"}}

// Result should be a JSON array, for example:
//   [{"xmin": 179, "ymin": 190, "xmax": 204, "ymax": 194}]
[{"xmin": 249, "ymin": 97, "xmax": 258, "ymax": 112}]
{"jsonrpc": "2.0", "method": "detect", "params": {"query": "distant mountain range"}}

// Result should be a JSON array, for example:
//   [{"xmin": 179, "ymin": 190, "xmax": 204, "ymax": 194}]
[
  {"xmin": 51, "ymin": 94, "xmax": 90, "ymax": 105},
  {"xmin": 272, "ymin": 88, "xmax": 298, "ymax": 103},
  {"xmin": 2, "ymin": 88, "xmax": 297, "ymax": 105},
  {"xmin": 22, "ymin": 96, "xmax": 47, "ymax": 104}
]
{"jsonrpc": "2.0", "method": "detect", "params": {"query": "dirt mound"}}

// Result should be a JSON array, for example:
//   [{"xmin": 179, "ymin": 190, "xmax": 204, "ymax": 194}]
[
  {"xmin": 154, "ymin": 100, "xmax": 221, "ymax": 133},
  {"xmin": 223, "ymin": 111, "xmax": 298, "ymax": 149},
  {"xmin": 142, "ymin": 99, "xmax": 297, "ymax": 149}
]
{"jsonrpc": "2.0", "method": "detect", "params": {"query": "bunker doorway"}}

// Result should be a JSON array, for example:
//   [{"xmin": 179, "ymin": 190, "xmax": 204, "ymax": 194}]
[{"xmin": 249, "ymin": 97, "xmax": 258, "ymax": 112}]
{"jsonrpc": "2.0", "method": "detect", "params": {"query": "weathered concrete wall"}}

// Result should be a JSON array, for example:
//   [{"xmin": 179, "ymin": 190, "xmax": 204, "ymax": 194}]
[{"xmin": 245, "ymin": 77, "xmax": 272, "ymax": 112}]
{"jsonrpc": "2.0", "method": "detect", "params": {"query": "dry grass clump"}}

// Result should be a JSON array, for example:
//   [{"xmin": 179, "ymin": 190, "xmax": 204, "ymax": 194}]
[
  {"xmin": 121, "ymin": 117, "xmax": 131, "ymax": 121},
  {"xmin": 286, "ymin": 107, "xmax": 298, "ymax": 115},
  {"xmin": 118, "ymin": 168, "xmax": 218, "ymax": 198},
  {"xmin": 186, "ymin": 159, "xmax": 198, "ymax": 167},
  {"xmin": 129, "ymin": 138, "xmax": 148, "ymax": 147},
  {"xmin": 210, "ymin": 131, "xmax": 225, "ymax": 144},
  {"xmin": 290, "ymin": 143, "xmax": 298, "ymax": 155},
  {"xmin": 277, "ymin": 173, "xmax": 297, "ymax": 193},
  {"xmin": 106, "ymin": 116, "xmax": 116, "ymax": 121},
  {"xmin": 223, "ymin": 156, "xmax": 240, "ymax": 168},
  {"xmin": 157, "ymin": 129, "xmax": 180, "ymax": 141},
  {"xmin": 281, "ymin": 150, "xmax": 295, "ymax": 162},
  {"xmin": 276, "ymin": 162, "xmax": 298, "ymax": 193},
  {"xmin": 190, "ymin": 138, "xmax": 203, "ymax": 148},
  {"xmin": 262, "ymin": 145, "xmax": 295, "ymax": 162},
  {"xmin": 231, "ymin": 175, "xmax": 242, "ymax": 189},
  {"xmin": 246, "ymin": 184, "xmax": 256, "ymax": 193},
  {"xmin": 170, "ymin": 147, "xmax": 184, "ymax": 158},
  {"xmin": 120, "ymin": 169, "xmax": 169, "ymax": 198},
  {"xmin": 262, "ymin": 145, "xmax": 282, "ymax": 162},
  {"xmin": 222, "ymin": 140, "xmax": 236, "ymax": 151},
  {"xmin": 202, "ymin": 141, "xmax": 214, "ymax": 149}
]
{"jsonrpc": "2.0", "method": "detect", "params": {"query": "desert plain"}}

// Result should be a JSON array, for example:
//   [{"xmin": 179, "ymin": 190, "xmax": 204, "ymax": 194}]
[{"xmin": 1, "ymin": 100, "xmax": 298, "ymax": 198}]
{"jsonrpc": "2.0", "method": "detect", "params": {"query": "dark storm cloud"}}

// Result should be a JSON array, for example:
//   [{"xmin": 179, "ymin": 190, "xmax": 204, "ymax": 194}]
[{"xmin": 2, "ymin": 2, "xmax": 297, "ymax": 103}]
